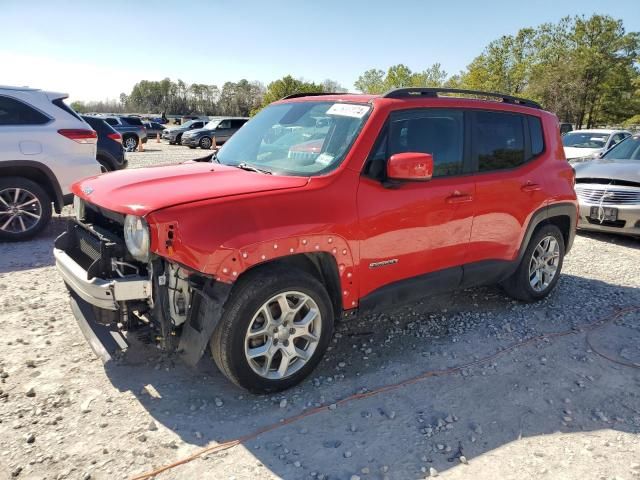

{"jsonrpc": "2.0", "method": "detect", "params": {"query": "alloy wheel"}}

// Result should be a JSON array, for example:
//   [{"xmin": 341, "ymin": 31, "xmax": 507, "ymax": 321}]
[
  {"xmin": 124, "ymin": 137, "xmax": 137, "ymax": 150},
  {"xmin": 528, "ymin": 235, "xmax": 560, "ymax": 292},
  {"xmin": 244, "ymin": 291, "xmax": 322, "ymax": 380},
  {"xmin": 200, "ymin": 137, "xmax": 212, "ymax": 149},
  {"xmin": 0, "ymin": 187, "xmax": 43, "ymax": 234}
]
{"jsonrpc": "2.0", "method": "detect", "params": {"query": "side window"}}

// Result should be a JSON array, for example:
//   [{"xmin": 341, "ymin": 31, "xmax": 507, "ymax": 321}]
[
  {"xmin": 105, "ymin": 118, "xmax": 119, "ymax": 126},
  {"xmin": 529, "ymin": 116, "xmax": 544, "ymax": 157},
  {"xmin": 217, "ymin": 120, "xmax": 231, "ymax": 129},
  {"xmin": 388, "ymin": 109, "xmax": 464, "ymax": 177},
  {"xmin": 474, "ymin": 111, "xmax": 525, "ymax": 171},
  {"xmin": 231, "ymin": 119, "xmax": 246, "ymax": 129},
  {"xmin": 0, "ymin": 95, "xmax": 50, "ymax": 125},
  {"xmin": 610, "ymin": 133, "xmax": 625, "ymax": 147}
]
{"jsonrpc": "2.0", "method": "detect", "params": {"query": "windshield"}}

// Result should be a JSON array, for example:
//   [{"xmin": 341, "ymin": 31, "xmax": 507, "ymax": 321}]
[
  {"xmin": 602, "ymin": 136, "xmax": 640, "ymax": 160},
  {"xmin": 205, "ymin": 119, "xmax": 221, "ymax": 129},
  {"xmin": 562, "ymin": 132, "xmax": 609, "ymax": 149},
  {"xmin": 216, "ymin": 102, "xmax": 370, "ymax": 176}
]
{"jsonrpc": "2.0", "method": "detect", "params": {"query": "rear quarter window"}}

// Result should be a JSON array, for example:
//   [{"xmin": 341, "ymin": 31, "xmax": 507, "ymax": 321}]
[
  {"xmin": 52, "ymin": 98, "xmax": 83, "ymax": 121},
  {"xmin": 529, "ymin": 116, "xmax": 544, "ymax": 157},
  {"xmin": 0, "ymin": 95, "xmax": 50, "ymax": 125}
]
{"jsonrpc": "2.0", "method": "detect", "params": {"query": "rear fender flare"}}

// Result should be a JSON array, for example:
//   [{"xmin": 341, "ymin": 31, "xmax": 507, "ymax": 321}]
[
  {"xmin": 212, "ymin": 234, "xmax": 358, "ymax": 309},
  {"xmin": 517, "ymin": 202, "xmax": 577, "ymax": 264},
  {"xmin": 0, "ymin": 160, "xmax": 64, "ymax": 212}
]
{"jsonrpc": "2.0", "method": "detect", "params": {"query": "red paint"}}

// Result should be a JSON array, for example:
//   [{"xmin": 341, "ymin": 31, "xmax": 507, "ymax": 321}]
[
  {"xmin": 72, "ymin": 94, "xmax": 577, "ymax": 310},
  {"xmin": 387, "ymin": 152, "xmax": 434, "ymax": 181}
]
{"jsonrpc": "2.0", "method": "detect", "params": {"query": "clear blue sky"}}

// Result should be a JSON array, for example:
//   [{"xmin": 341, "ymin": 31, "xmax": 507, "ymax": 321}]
[{"xmin": 1, "ymin": 0, "xmax": 638, "ymax": 101}]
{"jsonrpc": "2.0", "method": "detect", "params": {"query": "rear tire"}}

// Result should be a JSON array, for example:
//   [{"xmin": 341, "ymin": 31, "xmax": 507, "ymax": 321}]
[
  {"xmin": 210, "ymin": 267, "xmax": 334, "ymax": 393},
  {"xmin": 176, "ymin": 134, "xmax": 183, "ymax": 145},
  {"xmin": 97, "ymin": 157, "xmax": 113, "ymax": 172},
  {"xmin": 0, "ymin": 177, "xmax": 52, "ymax": 242},
  {"xmin": 502, "ymin": 224, "xmax": 565, "ymax": 302},
  {"xmin": 123, "ymin": 135, "xmax": 138, "ymax": 151}
]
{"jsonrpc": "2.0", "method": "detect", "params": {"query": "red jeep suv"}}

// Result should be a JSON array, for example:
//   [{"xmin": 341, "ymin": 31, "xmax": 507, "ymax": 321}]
[{"xmin": 54, "ymin": 88, "xmax": 577, "ymax": 393}]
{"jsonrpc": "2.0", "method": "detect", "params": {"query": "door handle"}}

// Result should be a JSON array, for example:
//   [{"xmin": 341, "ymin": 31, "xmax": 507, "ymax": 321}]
[
  {"xmin": 521, "ymin": 182, "xmax": 541, "ymax": 192},
  {"xmin": 445, "ymin": 192, "xmax": 474, "ymax": 204}
]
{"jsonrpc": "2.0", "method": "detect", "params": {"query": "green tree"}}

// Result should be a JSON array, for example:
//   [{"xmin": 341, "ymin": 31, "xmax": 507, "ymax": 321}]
[
  {"xmin": 258, "ymin": 75, "xmax": 324, "ymax": 109},
  {"xmin": 355, "ymin": 63, "xmax": 449, "ymax": 93},
  {"xmin": 354, "ymin": 69, "xmax": 386, "ymax": 94}
]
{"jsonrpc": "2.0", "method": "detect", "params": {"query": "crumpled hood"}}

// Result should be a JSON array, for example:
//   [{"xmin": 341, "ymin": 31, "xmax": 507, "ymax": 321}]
[
  {"xmin": 564, "ymin": 146, "xmax": 601, "ymax": 160},
  {"xmin": 72, "ymin": 162, "xmax": 309, "ymax": 216},
  {"xmin": 573, "ymin": 158, "xmax": 640, "ymax": 183}
]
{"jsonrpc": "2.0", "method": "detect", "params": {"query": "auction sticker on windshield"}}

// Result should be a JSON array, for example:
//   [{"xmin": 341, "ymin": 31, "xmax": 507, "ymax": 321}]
[{"xmin": 326, "ymin": 103, "xmax": 370, "ymax": 118}]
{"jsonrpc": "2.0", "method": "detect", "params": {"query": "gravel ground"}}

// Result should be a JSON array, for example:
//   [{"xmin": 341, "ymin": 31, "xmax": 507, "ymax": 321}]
[{"xmin": 1, "ymin": 141, "xmax": 639, "ymax": 480}]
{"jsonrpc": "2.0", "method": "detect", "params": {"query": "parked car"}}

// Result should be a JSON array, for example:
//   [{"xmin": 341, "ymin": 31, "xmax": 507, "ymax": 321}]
[
  {"xmin": 99, "ymin": 116, "xmax": 148, "ymax": 151},
  {"xmin": 574, "ymin": 134, "xmax": 640, "ymax": 237},
  {"xmin": 0, "ymin": 86, "xmax": 100, "ymax": 241},
  {"xmin": 143, "ymin": 121, "xmax": 164, "ymax": 139},
  {"xmin": 559, "ymin": 122, "xmax": 573, "ymax": 135},
  {"xmin": 82, "ymin": 115, "xmax": 126, "ymax": 172},
  {"xmin": 54, "ymin": 88, "xmax": 577, "ymax": 392},
  {"xmin": 161, "ymin": 119, "xmax": 207, "ymax": 145},
  {"xmin": 181, "ymin": 117, "xmax": 249, "ymax": 149},
  {"xmin": 563, "ymin": 128, "xmax": 631, "ymax": 163}
]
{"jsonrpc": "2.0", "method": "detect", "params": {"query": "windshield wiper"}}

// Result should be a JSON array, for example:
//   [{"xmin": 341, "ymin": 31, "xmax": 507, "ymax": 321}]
[{"xmin": 236, "ymin": 163, "xmax": 272, "ymax": 174}]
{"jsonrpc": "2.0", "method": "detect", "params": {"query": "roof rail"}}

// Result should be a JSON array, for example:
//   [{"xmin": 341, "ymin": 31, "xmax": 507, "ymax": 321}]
[
  {"xmin": 281, "ymin": 92, "xmax": 345, "ymax": 100},
  {"xmin": 382, "ymin": 88, "xmax": 542, "ymax": 109}
]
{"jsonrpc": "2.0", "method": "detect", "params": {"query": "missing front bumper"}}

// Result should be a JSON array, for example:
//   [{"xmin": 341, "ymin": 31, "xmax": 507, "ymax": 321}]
[{"xmin": 69, "ymin": 291, "xmax": 129, "ymax": 362}]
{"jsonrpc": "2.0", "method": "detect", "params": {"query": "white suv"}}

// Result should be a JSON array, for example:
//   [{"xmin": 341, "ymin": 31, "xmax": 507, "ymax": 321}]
[{"xmin": 0, "ymin": 86, "xmax": 101, "ymax": 241}]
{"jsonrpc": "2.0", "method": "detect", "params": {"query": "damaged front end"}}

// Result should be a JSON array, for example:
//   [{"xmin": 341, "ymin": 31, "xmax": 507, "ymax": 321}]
[{"xmin": 53, "ymin": 199, "xmax": 230, "ymax": 365}]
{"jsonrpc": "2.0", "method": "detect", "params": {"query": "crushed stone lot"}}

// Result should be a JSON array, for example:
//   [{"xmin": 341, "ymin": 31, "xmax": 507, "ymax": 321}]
[{"xmin": 1, "ymin": 141, "xmax": 640, "ymax": 480}]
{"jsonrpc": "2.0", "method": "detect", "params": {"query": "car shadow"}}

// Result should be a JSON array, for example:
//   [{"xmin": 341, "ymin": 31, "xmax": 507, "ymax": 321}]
[
  {"xmin": 577, "ymin": 229, "xmax": 640, "ymax": 250},
  {"xmin": 102, "ymin": 273, "xmax": 640, "ymax": 479},
  {"xmin": 0, "ymin": 215, "xmax": 67, "ymax": 273}
]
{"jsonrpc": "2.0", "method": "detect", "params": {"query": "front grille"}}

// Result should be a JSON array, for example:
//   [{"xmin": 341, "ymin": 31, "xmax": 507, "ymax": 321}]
[
  {"xmin": 77, "ymin": 227, "xmax": 102, "ymax": 262},
  {"xmin": 575, "ymin": 185, "xmax": 640, "ymax": 205}
]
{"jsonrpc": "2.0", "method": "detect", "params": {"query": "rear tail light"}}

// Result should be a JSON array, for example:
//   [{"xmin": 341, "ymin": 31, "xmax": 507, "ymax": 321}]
[
  {"xmin": 58, "ymin": 129, "xmax": 98, "ymax": 144},
  {"xmin": 107, "ymin": 132, "xmax": 122, "ymax": 143}
]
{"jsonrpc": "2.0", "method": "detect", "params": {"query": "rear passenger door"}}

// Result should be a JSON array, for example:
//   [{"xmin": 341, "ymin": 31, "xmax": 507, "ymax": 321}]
[
  {"xmin": 214, "ymin": 120, "xmax": 232, "ymax": 142},
  {"xmin": 464, "ymin": 110, "xmax": 548, "ymax": 278}
]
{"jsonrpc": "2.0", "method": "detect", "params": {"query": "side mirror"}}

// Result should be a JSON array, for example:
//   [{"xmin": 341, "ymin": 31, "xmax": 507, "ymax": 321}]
[{"xmin": 386, "ymin": 152, "xmax": 434, "ymax": 182}]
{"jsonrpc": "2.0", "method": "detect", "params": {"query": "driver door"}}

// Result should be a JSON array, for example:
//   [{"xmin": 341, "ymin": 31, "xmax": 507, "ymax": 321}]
[{"xmin": 357, "ymin": 108, "xmax": 475, "ymax": 303}]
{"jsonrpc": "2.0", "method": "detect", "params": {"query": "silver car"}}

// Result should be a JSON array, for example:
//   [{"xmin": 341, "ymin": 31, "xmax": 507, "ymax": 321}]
[{"xmin": 574, "ymin": 134, "xmax": 640, "ymax": 237}]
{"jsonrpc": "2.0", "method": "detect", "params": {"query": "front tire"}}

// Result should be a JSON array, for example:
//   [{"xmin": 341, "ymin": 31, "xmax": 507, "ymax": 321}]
[
  {"xmin": 199, "ymin": 136, "xmax": 212, "ymax": 149},
  {"xmin": 502, "ymin": 224, "xmax": 565, "ymax": 302},
  {"xmin": 0, "ymin": 177, "xmax": 52, "ymax": 241},
  {"xmin": 176, "ymin": 133, "xmax": 183, "ymax": 145},
  {"xmin": 210, "ymin": 268, "xmax": 334, "ymax": 393}
]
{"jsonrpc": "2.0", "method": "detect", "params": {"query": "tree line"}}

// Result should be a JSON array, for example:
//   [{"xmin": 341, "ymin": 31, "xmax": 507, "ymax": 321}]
[
  {"xmin": 355, "ymin": 15, "xmax": 639, "ymax": 128},
  {"xmin": 71, "ymin": 76, "xmax": 345, "ymax": 117},
  {"xmin": 72, "ymin": 14, "xmax": 638, "ymax": 128}
]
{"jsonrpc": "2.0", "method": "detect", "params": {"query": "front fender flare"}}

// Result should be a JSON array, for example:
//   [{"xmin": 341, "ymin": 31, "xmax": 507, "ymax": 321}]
[{"xmin": 210, "ymin": 234, "xmax": 359, "ymax": 310}]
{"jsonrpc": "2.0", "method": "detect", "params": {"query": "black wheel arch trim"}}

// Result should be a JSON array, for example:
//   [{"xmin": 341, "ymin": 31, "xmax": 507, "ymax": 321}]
[
  {"xmin": 516, "ymin": 202, "xmax": 577, "ymax": 264},
  {"xmin": 0, "ymin": 160, "xmax": 65, "ymax": 213},
  {"xmin": 357, "ymin": 202, "xmax": 576, "ymax": 314}
]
